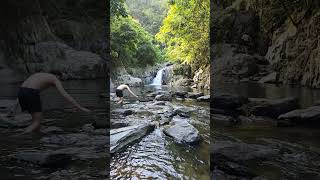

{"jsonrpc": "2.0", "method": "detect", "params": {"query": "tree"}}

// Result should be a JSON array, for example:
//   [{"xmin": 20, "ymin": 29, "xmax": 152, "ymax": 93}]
[{"xmin": 156, "ymin": 0, "xmax": 210, "ymax": 69}]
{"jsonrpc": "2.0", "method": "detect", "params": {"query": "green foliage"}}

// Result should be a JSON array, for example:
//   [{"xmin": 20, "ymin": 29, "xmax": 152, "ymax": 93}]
[
  {"xmin": 111, "ymin": 15, "xmax": 163, "ymax": 67},
  {"xmin": 125, "ymin": 0, "xmax": 167, "ymax": 35},
  {"xmin": 110, "ymin": 0, "xmax": 127, "ymax": 17},
  {"xmin": 156, "ymin": 0, "xmax": 210, "ymax": 68}
]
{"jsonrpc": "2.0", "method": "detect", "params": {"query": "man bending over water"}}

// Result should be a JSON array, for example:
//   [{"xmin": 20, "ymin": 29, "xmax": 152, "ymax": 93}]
[
  {"xmin": 10, "ymin": 71, "xmax": 91, "ymax": 133},
  {"xmin": 116, "ymin": 84, "xmax": 138, "ymax": 104}
]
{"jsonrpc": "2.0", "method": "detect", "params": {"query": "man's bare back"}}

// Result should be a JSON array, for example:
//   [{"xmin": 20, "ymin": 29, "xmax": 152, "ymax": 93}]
[
  {"xmin": 13, "ymin": 72, "xmax": 91, "ymax": 134},
  {"xmin": 21, "ymin": 73, "xmax": 58, "ymax": 91}
]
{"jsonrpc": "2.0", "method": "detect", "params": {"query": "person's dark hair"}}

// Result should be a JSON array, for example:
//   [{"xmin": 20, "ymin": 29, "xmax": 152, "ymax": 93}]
[{"xmin": 49, "ymin": 70, "xmax": 63, "ymax": 77}]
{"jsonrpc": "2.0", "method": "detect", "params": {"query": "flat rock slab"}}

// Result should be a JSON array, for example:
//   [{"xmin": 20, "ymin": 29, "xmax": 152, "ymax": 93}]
[
  {"xmin": 197, "ymin": 95, "xmax": 210, "ymax": 102},
  {"xmin": 249, "ymin": 97, "xmax": 298, "ymax": 118},
  {"xmin": 110, "ymin": 123, "xmax": 155, "ymax": 154},
  {"xmin": 278, "ymin": 106, "xmax": 320, "ymax": 126},
  {"xmin": 164, "ymin": 117, "xmax": 200, "ymax": 144},
  {"xmin": 211, "ymin": 141, "xmax": 278, "ymax": 163},
  {"xmin": 13, "ymin": 150, "xmax": 72, "ymax": 167}
]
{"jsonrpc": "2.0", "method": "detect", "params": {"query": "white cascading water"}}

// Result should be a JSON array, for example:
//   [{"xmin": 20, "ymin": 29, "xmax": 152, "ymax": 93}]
[{"xmin": 150, "ymin": 68, "xmax": 164, "ymax": 86}]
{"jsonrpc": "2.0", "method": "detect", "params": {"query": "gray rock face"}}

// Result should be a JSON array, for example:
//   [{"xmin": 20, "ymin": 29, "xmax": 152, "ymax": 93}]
[
  {"xmin": 0, "ymin": 1, "xmax": 107, "ymax": 79},
  {"xmin": 155, "ymin": 94, "xmax": 172, "ymax": 101},
  {"xmin": 258, "ymin": 72, "xmax": 278, "ymax": 84},
  {"xmin": 197, "ymin": 95, "xmax": 210, "ymax": 102},
  {"xmin": 278, "ymin": 106, "xmax": 320, "ymax": 126},
  {"xmin": 248, "ymin": 97, "xmax": 299, "ymax": 118},
  {"xmin": 110, "ymin": 123, "xmax": 155, "ymax": 154},
  {"xmin": 13, "ymin": 150, "xmax": 72, "ymax": 167},
  {"xmin": 164, "ymin": 117, "xmax": 200, "ymax": 144}
]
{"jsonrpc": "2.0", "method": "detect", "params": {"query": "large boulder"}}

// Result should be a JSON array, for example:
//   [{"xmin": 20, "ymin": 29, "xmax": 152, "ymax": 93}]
[
  {"xmin": 110, "ymin": 123, "xmax": 155, "ymax": 154},
  {"xmin": 278, "ymin": 106, "xmax": 320, "ymax": 126},
  {"xmin": 164, "ymin": 117, "xmax": 201, "ymax": 144},
  {"xmin": 248, "ymin": 97, "xmax": 299, "ymax": 118}
]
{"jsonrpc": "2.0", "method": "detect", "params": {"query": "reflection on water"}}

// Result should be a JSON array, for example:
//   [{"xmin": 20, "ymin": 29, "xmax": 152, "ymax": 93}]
[
  {"xmin": 110, "ymin": 85, "xmax": 210, "ymax": 179},
  {"xmin": 213, "ymin": 82, "xmax": 320, "ymax": 107}
]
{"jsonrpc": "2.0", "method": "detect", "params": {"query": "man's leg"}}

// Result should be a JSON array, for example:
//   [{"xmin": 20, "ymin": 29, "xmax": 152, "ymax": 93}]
[
  {"xmin": 25, "ymin": 112, "xmax": 42, "ymax": 133},
  {"xmin": 117, "ymin": 97, "xmax": 124, "ymax": 104}
]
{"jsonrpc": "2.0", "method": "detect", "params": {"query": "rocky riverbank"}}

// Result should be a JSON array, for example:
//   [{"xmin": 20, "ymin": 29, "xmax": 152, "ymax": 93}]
[
  {"xmin": 211, "ymin": 92, "xmax": 320, "ymax": 179},
  {"xmin": 212, "ymin": 0, "xmax": 320, "ymax": 88},
  {"xmin": 109, "ymin": 87, "xmax": 210, "ymax": 178}
]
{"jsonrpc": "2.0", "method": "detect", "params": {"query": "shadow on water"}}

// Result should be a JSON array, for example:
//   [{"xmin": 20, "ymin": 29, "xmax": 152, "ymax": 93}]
[
  {"xmin": 110, "ymin": 85, "xmax": 210, "ymax": 179},
  {"xmin": 0, "ymin": 80, "xmax": 108, "ymax": 179}
]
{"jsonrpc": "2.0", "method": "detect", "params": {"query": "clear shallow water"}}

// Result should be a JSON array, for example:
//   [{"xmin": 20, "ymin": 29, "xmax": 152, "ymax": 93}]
[
  {"xmin": 212, "ymin": 82, "xmax": 320, "ymax": 179},
  {"xmin": 110, "ymin": 85, "xmax": 210, "ymax": 179},
  {"xmin": 0, "ymin": 80, "xmax": 108, "ymax": 179}
]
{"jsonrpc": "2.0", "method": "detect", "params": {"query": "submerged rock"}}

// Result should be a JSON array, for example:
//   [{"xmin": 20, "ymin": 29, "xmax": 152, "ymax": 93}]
[
  {"xmin": 0, "ymin": 99, "xmax": 17, "ymax": 113},
  {"xmin": 212, "ymin": 93, "xmax": 248, "ymax": 109},
  {"xmin": 278, "ymin": 106, "xmax": 320, "ymax": 126},
  {"xmin": 0, "ymin": 113, "xmax": 31, "ymax": 128},
  {"xmin": 13, "ymin": 150, "xmax": 72, "ymax": 167},
  {"xmin": 110, "ymin": 123, "xmax": 155, "ymax": 154},
  {"xmin": 211, "ymin": 114, "xmax": 239, "ymax": 126},
  {"xmin": 164, "ymin": 117, "xmax": 200, "ymax": 144}
]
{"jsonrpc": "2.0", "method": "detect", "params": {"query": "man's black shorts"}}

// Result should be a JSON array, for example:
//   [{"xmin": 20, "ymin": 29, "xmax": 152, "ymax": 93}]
[
  {"xmin": 18, "ymin": 87, "xmax": 42, "ymax": 113},
  {"xmin": 116, "ymin": 89, "xmax": 123, "ymax": 97}
]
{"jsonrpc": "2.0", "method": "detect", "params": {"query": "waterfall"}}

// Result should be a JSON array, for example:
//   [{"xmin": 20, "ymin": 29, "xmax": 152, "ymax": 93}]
[{"xmin": 150, "ymin": 68, "xmax": 164, "ymax": 86}]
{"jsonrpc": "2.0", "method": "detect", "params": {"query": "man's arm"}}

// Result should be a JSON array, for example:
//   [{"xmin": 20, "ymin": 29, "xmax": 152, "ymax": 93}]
[
  {"xmin": 126, "ymin": 86, "xmax": 138, "ymax": 98},
  {"xmin": 53, "ymin": 78, "xmax": 91, "ymax": 112}
]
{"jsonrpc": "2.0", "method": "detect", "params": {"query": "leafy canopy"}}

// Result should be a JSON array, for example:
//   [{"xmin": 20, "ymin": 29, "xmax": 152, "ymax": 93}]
[{"xmin": 156, "ymin": 0, "xmax": 210, "ymax": 68}]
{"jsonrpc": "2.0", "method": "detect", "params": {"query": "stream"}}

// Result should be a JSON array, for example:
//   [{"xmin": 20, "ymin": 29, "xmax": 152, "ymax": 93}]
[
  {"xmin": 212, "ymin": 82, "xmax": 320, "ymax": 179},
  {"xmin": 0, "ymin": 80, "xmax": 108, "ymax": 180},
  {"xmin": 110, "ymin": 85, "xmax": 210, "ymax": 179}
]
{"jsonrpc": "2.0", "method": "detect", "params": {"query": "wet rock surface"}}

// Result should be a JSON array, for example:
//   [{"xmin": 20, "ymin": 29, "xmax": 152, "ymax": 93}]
[
  {"xmin": 110, "ymin": 87, "xmax": 210, "ymax": 179},
  {"xmin": 110, "ymin": 123, "xmax": 155, "ymax": 154},
  {"xmin": 164, "ymin": 117, "xmax": 201, "ymax": 144}
]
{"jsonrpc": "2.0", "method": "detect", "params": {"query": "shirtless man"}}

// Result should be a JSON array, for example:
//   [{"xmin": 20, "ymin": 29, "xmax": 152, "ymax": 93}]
[
  {"xmin": 116, "ymin": 84, "xmax": 138, "ymax": 104},
  {"xmin": 11, "ymin": 71, "xmax": 91, "ymax": 133}
]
